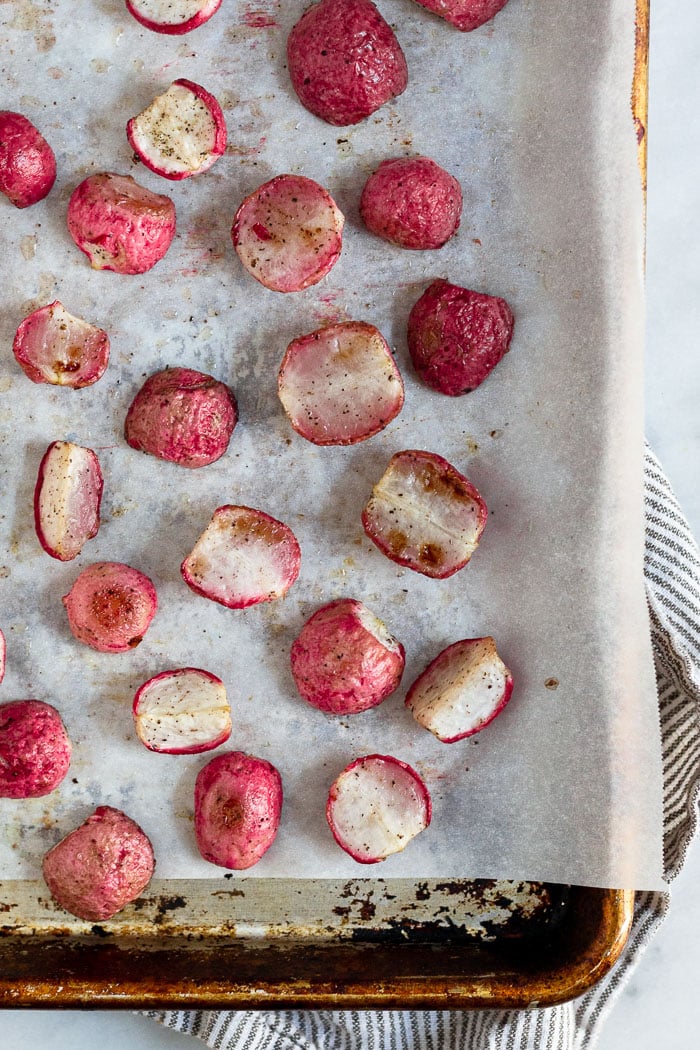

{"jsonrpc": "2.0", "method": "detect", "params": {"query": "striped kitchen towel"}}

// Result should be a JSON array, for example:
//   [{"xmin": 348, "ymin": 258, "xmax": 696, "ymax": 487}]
[{"xmin": 147, "ymin": 445, "xmax": 700, "ymax": 1050}]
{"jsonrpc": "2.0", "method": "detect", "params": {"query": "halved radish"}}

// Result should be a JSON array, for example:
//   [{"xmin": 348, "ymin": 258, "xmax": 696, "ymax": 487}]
[
  {"xmin": 411, "ymin": 0, "xmax": 511, "ymax": 32},
  {"xmin": 362, "ymin": 449, "xmax": 488, "ymax": 579},
  {"xmin": 67, "ymin": 172, "xmax": 176, "ymax": 274},
  {"xmin": 0, "ymin": 699, "xmax": 72, "ymax": 799},
  {"xmin": 194, "ymin": 751, "xmax": 283, "ymax": 869},
  {"xmin": 406, "ymin": 636, "xmax": 513, "ymax": 742},
  {"xmin": 0, "ymin": 110, "xmax": 56, "ymax": 208},
  {"xmin": 326, "ymin": 754, "xmax": 431, "ymax": 863},
  {"xmin": 133, "ymin": 668, "xmax": 232, "ymax": 754},
  {"xmin": 34, "ymin": 441, "xmax": 103, "ymax": 562},
  {"xmin": 63, "ymin": 562, "xmax": 158, "ymax": 653},
  {"xmin": 125, "ymin": 0, "xmax": 222, "ymax": 35},
  {"xmin": 0, "ymin": 630, "xmax": 5, "ymax": 685},
  {"xmin": 232, "ymin": 174, "xmax": 344, "ymax": 293},
  {"xmin": 181, "ymin": 505, "xmax": 301, "ymax": 609},
  {"xmin": 290, "ymin": 598, "xmax": 405, "ymax": 714},
  {"xmin": 13, "ymin": 301, "xmax": 110, "ymax": 388},
  {"xmin": 127, "ymin": 79, "xmax": 227, "ymax": 180},
  {"xmin": 278, "ymin": 321, "xmax": 404, "ymax": 445}
]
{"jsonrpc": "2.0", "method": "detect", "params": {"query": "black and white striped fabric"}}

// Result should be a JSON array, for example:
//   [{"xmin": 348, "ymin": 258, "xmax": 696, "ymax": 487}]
[{"xmin": 147, "ymin": 446, "xmax": 700, "ymax": 1050}]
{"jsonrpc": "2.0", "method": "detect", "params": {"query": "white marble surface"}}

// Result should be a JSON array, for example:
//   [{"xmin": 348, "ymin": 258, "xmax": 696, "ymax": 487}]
[{"xmin": 3, "ymin": 0, "xmax": 700, "ymax": 1046}]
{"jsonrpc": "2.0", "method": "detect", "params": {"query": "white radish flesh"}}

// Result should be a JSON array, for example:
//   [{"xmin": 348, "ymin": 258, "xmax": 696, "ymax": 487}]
[
  {"xmin": 125, "ymin": 0, "xmax": 222, "ymax": 34},
  {"xmin": 13, "ymin": 301, "xmax": 109, "ymax": 388},
  {"xmin": 133, "ymin": 668, "xmax": 231, "ymax": 754},
  {"xmin": 34, "ymin": 441, "xmax": 103, "ymax": 561},
  {"xmin": 127, "ymin": 80, "xmax": 226, "ymax": 180}
]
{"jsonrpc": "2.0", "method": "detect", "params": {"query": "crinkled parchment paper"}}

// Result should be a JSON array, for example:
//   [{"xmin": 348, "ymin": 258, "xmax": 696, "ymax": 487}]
[{"xmin": 0, "ymin": 0, "xmax": 664, "ymax": 889}]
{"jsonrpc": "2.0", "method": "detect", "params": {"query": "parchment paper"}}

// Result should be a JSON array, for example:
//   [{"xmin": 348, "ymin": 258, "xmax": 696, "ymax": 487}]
[{"xmin": 0, "ymin": 0, "xmax": 665, "ymax": 889}]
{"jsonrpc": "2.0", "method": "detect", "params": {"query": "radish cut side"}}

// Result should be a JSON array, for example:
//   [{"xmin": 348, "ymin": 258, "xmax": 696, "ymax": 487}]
[
  {"xmin": 125, "ymin": 0, "xmax": 222, "ymax": 34},
  {"xmin": 13, "ymin": 301, "xmax": 110, "ymax": 387},
  {"xmin": 326, "ymin": 754, "xmax": 431, "ymax": 863},
  {"xmin": 63, "ymin": 562, "xmax": 158, "ymax": 653},
  {"xmin": 34, "ymin": 441, "xmax": 103, "ymax": 561},
  {"xmin": 278, "ymin": 321, "xmax": 404, "ymax": 445},
  {"xmin": 134, "ymin": 668, "xmax": 232, "ymax": 754},
  {"xmin": 127, "ymin": 79, "xmax": 227, "ymax": 180},
  {"xmin": 406, "ymin": 636, "xmax": 513, "ymax": 742},
  {"xmin": 232, "ymin": 174, "xmax": 344, "ymax": 292},
  {"xmin": 362, "ymin": 449, "xmax": 488, "ymax": 578},
  {"xmin": 181, "ymin": 505, "xmax": 301, "ymax": 609}
]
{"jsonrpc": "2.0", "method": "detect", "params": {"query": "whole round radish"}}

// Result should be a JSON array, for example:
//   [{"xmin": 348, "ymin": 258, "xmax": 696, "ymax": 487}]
[
  {"xmin": 13, "ymin": 301, "xmax": 110, "ymax": 388},
  {"xmin": 326, "ymin": 754, "xmax": 431, "ymax": 863},
  {"xmin": 407, "ymin": 279, "xmax": 514, "ymax": 396},
  {"xmin": 62, "ymin": 562, "xmax": 158, "ymax": 653},
  {"xmin": 360, "ymin": 156, "xmax": 462, "ymax": 250},
  {"xmin": 125, "ymin": 0, "xmax": 222, "ymax": 34},
  {"xmin": 0, "ymin": 700, "xmax": 71, "ymax": 799},
  {"xmin": 0, "ymin": 110, "xmax": 56, "ymax": 208},
  {"xmin": 127, "ymin": 79, "xmax": 227, "ymax": 180},
  {"xmin": 232, "ymin": 174, "xmax": 344, "ymax": 293},
  {"xmin": 67, "ymin": 172, "xmax": 176, "ymax": 274},
  {"xmin": 362, "ymin": 449, "xmax": 488, "ymax": 578},
  {"xmin": 406, "ymin": 636, "xmax": 513, "ymax": 742},
  {"xmin": 411, "ymin": 0, "xmax": 511, "ymax": 32},
  {"xmin": 181, "ymin": 505, "xmax": 301, "ymax": 609},
  {"xmin": 290, "ymin": 598, "xmax": 405, "ymax": 714},
  {"xmin": 194, "ymin": 751, "xmax": 283, "ymax": 870},
  {"xmin": 34, "ymin": 441, "xmax": 103, "ymax": 562},
  {"xmin": 278, "ymin": 321, "xmax": 404, "ymax": 445},
  {"xmin": 287, "ymin": 0, "xmax": 408, "ymax": 126},
  {"xmin": 124, "ymin": 367, "xmax": 238, "ymax": 468},
  {"xmin": 133, "ymin": 668, "xmax": 232, "ymax": 754},
  {"xmin": 42, "ymin": 806, "xmax": 155, "ymax": 921}
]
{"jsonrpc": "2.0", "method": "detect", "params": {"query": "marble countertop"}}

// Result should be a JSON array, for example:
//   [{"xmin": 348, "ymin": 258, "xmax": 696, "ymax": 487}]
[{"xmin": 3, "ymin": 1, "xmax": 699, "ymax": 1046}]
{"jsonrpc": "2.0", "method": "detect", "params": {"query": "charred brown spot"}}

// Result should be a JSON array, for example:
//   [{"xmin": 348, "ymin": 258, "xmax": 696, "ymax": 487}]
[
  {"xmin": 90, "ymin": 587, "xmax": 135, "ymax": 628},
  {"xmin": 418, "ymin": 543, "xmax": 444, "ymax": 567},
  {"xmin": 387, "ymin": 528, "xmax": 408, "ymax": 554},
  {"xmin": 218, "ymin": 796, "xmax": 244, "ymax": 829}
]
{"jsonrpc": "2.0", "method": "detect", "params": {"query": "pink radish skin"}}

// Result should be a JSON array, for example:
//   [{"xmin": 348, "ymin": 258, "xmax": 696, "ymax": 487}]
[
  {"xmin": 362, "ymin": 449, "xmax": 488, "ymax": 579},
  {"xmin": 291, "ymin": 599, "xmax": 405, "ymax": 715},
  {"xmin": 63, "ymin": 562, "xmax": 158, "ymax": 653},
  {"xmin": 124, "ymin": 367, "xmax": 238, "ymax": 468},
  {"xmin": 34, "ymin": 441, "xmax": 103, "ymax": 562},
  {"xmin": 411, "ymin": 0, "xmax": 510, "ymax": 31},
  {"xmin": 287, "ymin": 0, "xmax": 408, "ymax": 126},
  {"xmin": 67, "ymin": 173, "xmax": 176, "ymax": 274},
  {"xmin": 133, "ymin": 668, "xmax": 232, "ymax": 754},
  {"xmin": 0, "ymin": 700, "xmax": 71, "ymax": 799},
  {"xmin": 125, "ymin": 0, "xmax": 222, "ymax": 35},
  {"xmin": 408, "ymin": 279, "xmax": 515, "ymax": 396},
  {"xmin": 194, "ymin": 751, "xmax": 283, "ymax": 870},
  {"xmin": 360, "ymin": 156, "xmax": 462, "ymax": 250},
  {"xmin": 232, "ymin": 174, "xmax": 344, "ymax": 293},
  {"xmin": 13, "ymin": 301, "xmax": 110, "ymax": 388},
  {"xmin": 127, "ymin": 79, "xmax": 227, "ymax": 180},
  {"xmin": 406, "ymin": 637, "xmax": 513, "ymax": 743},
  {"xmin": 181, "ymin": 505, "xmax": 301, "ymax": 609},
  {"xmin": 0, "ymin": 111, "xmax": 56, "ymax": 208},
  {"xmin": 278, "ymin": 321, "xmax": 404, "ymax": 446},
  {"xmin": 42, "ymin": 806, "xmax": 155, "ymax": 921},
  {"xmin": 326, "ymin": 754, "xmax": 431, "ymax": 863}
]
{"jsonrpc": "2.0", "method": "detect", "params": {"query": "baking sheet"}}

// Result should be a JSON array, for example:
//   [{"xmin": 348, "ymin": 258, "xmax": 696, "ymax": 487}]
[{"xmin": 0, "ymin": 0, "xmax": 664, "ymax": 889}]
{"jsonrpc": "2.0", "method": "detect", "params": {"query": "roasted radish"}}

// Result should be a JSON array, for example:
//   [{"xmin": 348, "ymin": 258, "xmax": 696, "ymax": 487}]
[
  {"xmin": 232, "ymin": 174, "xmax": 344, "ymax": 293},
  {"xmin": 411, "ymin": 0, "xmax": 511, "ymax": 32},
  {"xmin": 194, "ymin": 751, "xmax": 283, "ymax": 869},
  {"xmin": 127, "ymin": 79, "xmax": 227, "ymax": 180},
  {"xmin": 406, "ymin": 636, "xmax": 513, "ymax": 742},
  {"xmin": 125, "ymin": 0, "xmax": 222, "ymax": 35},
  {"xmin": 34, "ymin": 441, "xmax": 103, "ymax": 561},
  {"xmin": 360, "ymin": 156, "xmax": 462, "ymax": 250},
  {"xmin": 13, "ymin": 301, "xmax": 110, "ymax": 388},
  {"xmin": 0, "ymin": 110, "xmax": 56, "ymax": 208},
  {"xmin": 133, "ymin": 668, "xmax": 232, "ymax": 754},
  {"xmin": 63, "ymin": 562, "xmax": 158, "ymax": 653},
  {"xmin": 124, "ymin": 367, "xmax": 238, "ymax": 468},
  {"xmin": 287, "ymin": 0, "xmax": 408, "ymax": 126},
  {"xmin": 42, "ymin": 806, "xmax": 155, "ymax": 921},
  {"xmin": 362, "ymin": 449, "xmax": 488, "ymax": 578},
  {"xmin": 290, "ymin": 598, "xmax": 405, "ymax": 714},
  {"xmin": 278, "ymin": 321, "xmax": 404, "ymax": 445},
  {"xmin": 326, "ymin": 754, "xmax": 431, "ymax": 863},
  {"xmin": 0, "ymin": 700, "xmax": 71, "ymax": 799},
  {"xmin": 181, "ymin": 505, "xmax": 301, "ymax": 609},
  {"xmin": 67, "ymin": 172, "xmax": 176, "ymax": 274},
  {"xmin": 407, "ymin": 279, "xmax": 514, "ymax": 396}
]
